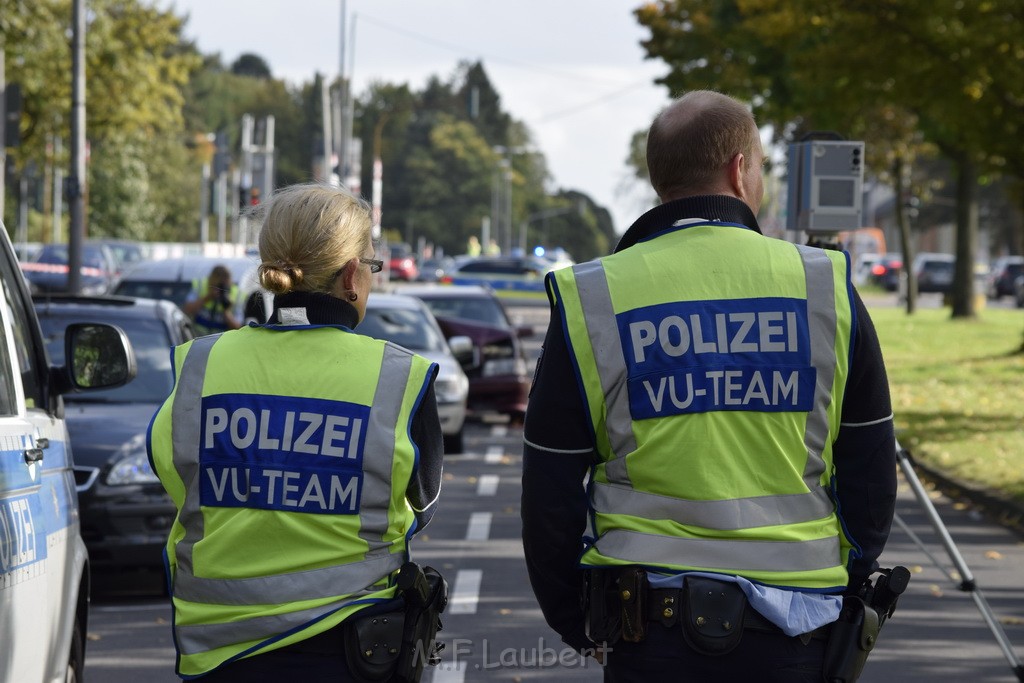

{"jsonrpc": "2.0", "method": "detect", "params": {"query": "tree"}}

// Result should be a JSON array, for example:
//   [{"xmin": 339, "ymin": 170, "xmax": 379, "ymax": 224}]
[
  {"xmin": 634, "ymin": 0, "xmax": 1024, "ymax": 320},
  {"xmin": 2, "ymin": 0, "xmax": 201, "ymax": 238},
  {"xmin": 231, "ymin": 53, "xmax": 272, "ymax": 80}
]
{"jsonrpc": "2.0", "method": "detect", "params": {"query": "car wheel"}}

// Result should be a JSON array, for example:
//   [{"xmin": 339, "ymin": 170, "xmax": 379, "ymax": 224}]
[
  {"xmin": 67, "ymin": 618, "xmax": 84, "ymax": 683},
  {"xmin": 443, "ymin": 429, "xmax": 465, "ymax": 454}
]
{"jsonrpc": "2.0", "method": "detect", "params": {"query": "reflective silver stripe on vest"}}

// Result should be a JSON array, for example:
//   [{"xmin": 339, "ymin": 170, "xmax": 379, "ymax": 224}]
[
  {"xmin": 357, "ymin": 343, "xmax": 410, "ymax": 559},
  {"xmin": 172, "ymin": 335, "xmax": 220, "ymax": 578},
  {"xmin": 595, "ymin": 528, "xmax": 842, "ymax": 573},
  {"xmin": 176, "ymin": 590, "xmax": 376, "ymax": 656},
  {"xmin": 169, "ymin": 335, "xmax": 409, "ymax": 614},
  {"xmin": 572, "ymin": 260, "xmax": 636, "ymax": 485},
  {"xmin": 591, "ymin": 484, "xmax": 834, "ymax": 530},
  {"xmin": 795, "ymin": 244, "xmax": 838, "ymax": 494},
  {"xmin": 577, "ymin": 242, "xmax": 841, "ymax": 532}
]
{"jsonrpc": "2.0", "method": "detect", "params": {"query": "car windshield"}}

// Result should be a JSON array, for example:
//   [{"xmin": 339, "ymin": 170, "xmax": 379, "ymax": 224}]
[
  {"xmin": 36, "ymin": 245, "xmax": 108, "ymax": 271},
  {"xmin": 114, "ymin": 280, "xmax": 194, "ymax": 306},
  {"xmin": 358, "ymin": 306, "xmax": 448, "ymax": 352},
  {"xmin": 419, "ymin": 296, "xmax": 509, "ymax": 328},
  {"xmin": 38, "ymin": 312, "xmax": 174, "ymax": 402}
]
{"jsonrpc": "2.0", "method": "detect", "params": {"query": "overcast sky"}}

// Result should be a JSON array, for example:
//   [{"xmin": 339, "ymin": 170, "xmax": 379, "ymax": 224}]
[{"xmin": 158, "ymin": 0, "xmax": 670, "ymax": 234}]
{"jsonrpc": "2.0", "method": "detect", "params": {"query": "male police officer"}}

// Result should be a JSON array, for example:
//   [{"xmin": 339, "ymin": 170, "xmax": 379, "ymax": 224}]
[
  {"xmin": 183, "ymin": 264, "xmax": 242, "ymax": 335},
  {"xmin": 521, "ymin": 90, "xmax": 897, "ymax": 681}
]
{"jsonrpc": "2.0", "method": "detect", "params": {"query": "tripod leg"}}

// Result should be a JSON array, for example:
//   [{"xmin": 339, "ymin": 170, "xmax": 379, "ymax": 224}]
[{"xmin": 895, "ymin": 440, "xmax": 1024, "ymax": 681}]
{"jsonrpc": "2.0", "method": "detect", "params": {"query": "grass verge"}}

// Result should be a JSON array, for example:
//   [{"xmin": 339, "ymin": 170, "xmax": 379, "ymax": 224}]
[{"xmin": 868, "ymin": 305, "xmax": 1024, "ymax": 504}]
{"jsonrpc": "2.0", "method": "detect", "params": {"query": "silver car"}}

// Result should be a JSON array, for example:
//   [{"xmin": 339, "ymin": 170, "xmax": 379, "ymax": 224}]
[{"xmin": 359, "ymin": 293, "xmax": 471, "ymax": 453}]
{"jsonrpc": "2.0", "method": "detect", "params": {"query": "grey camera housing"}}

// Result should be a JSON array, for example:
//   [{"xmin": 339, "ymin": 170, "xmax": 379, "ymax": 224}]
[{"xmin": 786, "ymin": 140, "xmax": 865, "ymax": 235}]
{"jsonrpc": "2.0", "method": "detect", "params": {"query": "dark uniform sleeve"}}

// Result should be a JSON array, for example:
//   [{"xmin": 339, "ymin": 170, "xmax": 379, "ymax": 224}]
[
  {"xmin": 834, "ymin": 291, "xmax": 897, "ymax": 592},
  {"xmin": 408, "ymin": 379, "xmax": 443, "ymax": 533},
  {"xmin": 521, "ymin": 302, "xmax": 597, "ymax": 653}
]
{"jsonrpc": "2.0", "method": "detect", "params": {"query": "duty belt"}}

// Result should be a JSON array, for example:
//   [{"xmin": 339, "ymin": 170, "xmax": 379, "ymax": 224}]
[{"xmin": 646, "ymin": 586, "xmax": 832, "ymax": 643}]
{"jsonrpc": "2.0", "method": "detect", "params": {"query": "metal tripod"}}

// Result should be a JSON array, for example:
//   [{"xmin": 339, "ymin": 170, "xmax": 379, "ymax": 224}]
[{"xmin": 893, "ymin": 439, "xmax": 1024, "ymax": 681}]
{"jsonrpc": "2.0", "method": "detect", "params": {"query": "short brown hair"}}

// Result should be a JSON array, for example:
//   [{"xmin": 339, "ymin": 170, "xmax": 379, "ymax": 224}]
[{"xmin": 646, "ymin": 90, "xmax": 758, "ymax": 200}]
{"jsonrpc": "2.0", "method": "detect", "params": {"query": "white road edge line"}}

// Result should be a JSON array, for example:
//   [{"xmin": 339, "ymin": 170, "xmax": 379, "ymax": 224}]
[
  {"xmin": 465, "ymin": 512, "xmax": 493, "ymax": 541},
  {"xmin": 476, "ymin": 474, "xmax": 499, "ymax": 496},
  {"xmin": 484, "ymin": 445, "xmax": 504, "ymax": 464},
  {"xmin": 448, "ymin": 569, "xmax": 483, "ymax": 615}
]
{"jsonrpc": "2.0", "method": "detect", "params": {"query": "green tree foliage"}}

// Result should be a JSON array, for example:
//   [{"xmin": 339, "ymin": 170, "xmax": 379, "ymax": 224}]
[
  {"xmin": 2, "ymin": 0, "xmax": 201, "ymax": 237},
  {"xmin": 634, "ymin": 0, "xmax": 1024, "ymax": 318}
]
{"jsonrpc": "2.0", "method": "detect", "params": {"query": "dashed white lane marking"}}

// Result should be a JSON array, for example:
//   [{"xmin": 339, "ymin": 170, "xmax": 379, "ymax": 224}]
[
  {"xmin": 465, "ymin": 512, "xmax": 493, "ymax": 541},
  {"xmin": 476, "ymin": 474, "xmax": 499, "ymax": 496},
  {"xmin": 427, "ymin": 659, "xmax": 467, "ymax": 683},
  {"xmin": 485, "ymin": 445, "xmax": 504, "ymax": 464},
  {"xmin": 448, "ymin": 569, "xmax": 483, "ymax": 615}
]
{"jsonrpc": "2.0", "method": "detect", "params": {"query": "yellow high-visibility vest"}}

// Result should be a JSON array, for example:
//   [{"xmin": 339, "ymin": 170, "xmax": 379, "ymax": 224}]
[{"xmin": 549, "ymin": 221, "xmax": 855, "ymax": 590}]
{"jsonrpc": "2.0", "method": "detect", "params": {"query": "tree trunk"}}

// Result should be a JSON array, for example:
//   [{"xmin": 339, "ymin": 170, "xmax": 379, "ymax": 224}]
[
  {"xmin": 950, "ymin": 153, "xmax": 978, "ymax": 319},
  {"xmin": 894, "ymin": 157, "xmax": 916, "ymax": 314}
]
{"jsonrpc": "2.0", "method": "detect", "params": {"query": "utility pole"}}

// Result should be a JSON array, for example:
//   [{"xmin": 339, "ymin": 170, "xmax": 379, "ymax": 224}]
[
  {"xmin": 337, "ymin": 0, "xmax": 348, "ymax": 187},
  {"xmin": 67, "ymin": 0, "xmax": 86, "ymax": 294}
]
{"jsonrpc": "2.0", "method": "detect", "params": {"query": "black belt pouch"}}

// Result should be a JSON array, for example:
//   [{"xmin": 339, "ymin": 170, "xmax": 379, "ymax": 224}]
[
  {"xmin": 343, "ymin": 600, "xmax": 406, "ymax": 682},
  {"xmin": 680, "ymin": 576, "xmax": 747, "ymax": 656}
]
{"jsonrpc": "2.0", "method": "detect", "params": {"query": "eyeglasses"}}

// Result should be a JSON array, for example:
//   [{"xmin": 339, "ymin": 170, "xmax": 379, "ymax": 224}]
[{"xmin": 360, "ymin": 257, "xmax": 384, "ymax": 273}]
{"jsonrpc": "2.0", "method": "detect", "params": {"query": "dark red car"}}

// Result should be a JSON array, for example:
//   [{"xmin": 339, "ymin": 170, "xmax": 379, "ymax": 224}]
[{"xmin": 400, "ymin": 284, "xmax": 532, "ymax": 423}]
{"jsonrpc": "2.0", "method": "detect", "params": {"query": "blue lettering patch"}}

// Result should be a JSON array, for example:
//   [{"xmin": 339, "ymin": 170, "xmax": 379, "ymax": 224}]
[
  {"xmin": 198, "ymin": 394, "xmax": 369, "ymax": 514},
  {"xmin": 617, "ymin": 297, "xmax": 816, "ymax": 419},
  {"xmin": 0, "ymin": 495, "xmax": 46, "ymax": 575}
]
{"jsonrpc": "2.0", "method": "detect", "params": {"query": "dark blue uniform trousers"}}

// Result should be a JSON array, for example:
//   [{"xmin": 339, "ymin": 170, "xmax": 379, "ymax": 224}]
[{"xmin": 603, "ymin": 621, "xmax": 826, "ymax": 683}]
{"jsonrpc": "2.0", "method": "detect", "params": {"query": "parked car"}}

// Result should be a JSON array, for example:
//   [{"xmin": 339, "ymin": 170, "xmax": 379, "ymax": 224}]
[
  {"xmin": 112, "ymin": 254, "xmax": 259, "ymax": 319},
  {"xmin": 358, "ymin": 293, "xmax": 471, "ymax": 452},
  {"xmin": 985, "ymin": 255, "xmax": 1024, "ymax": 299},
  {"xmin": 400, "ymin": 284, "xmax": 532, "ymax": 424},
  {"xmin": 90, "ymin": 238, "xmax": 146, "ymax": 277},
  {"xmin": 387, "ymin": 243, "xmax": 419, "ymax": 282},
  {"xmin": 913, "ymin": 252, "xmax": 956, "ymax": 294},
  {"xmin": 852, "ymin": 252, "xmax": 880, "ymax": 287},
  {"xmin": 19, "ymin": 241, "xmax": 119, "ymax": 295},
  {"xmin": 0, "ymin": 221, "xmax": 134, "ymax": 682},
  {"xmin": 439, "ymin": 255, "xmax": 554, "ymax": 300},
  {"xmin": 870, "ymin": 253, "xmax": 904, "ymax": 292},
  {"xmin": 416, "ymin": 256, "xmax": 456, "ymax": 283},
  {"xmin": 34, "ymin": 295, "xmax": 194, "ymax": 576}
]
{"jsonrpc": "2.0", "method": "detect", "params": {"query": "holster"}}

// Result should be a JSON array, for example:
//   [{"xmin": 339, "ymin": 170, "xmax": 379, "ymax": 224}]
[
  {"xmin": 618, "ymin": 567, "xmax": 648, "ymax": 643},
  {"xmin": 680, "ymin": 576, "xmax": 747, "ymax": 656},
  {"xmin": 582, "ymin": 568, "xmax": 621, "ymax": 645},
  {"xmin": 395, "ymin": 564, "xmax": 448, "ymax": 683},
  {"xmin": 822, "ymin": 596, "xmax": 880, "ymax": 683},
  {"xmin": 343, "ymin": 602, "xmax": 406, "ymax": 682}
]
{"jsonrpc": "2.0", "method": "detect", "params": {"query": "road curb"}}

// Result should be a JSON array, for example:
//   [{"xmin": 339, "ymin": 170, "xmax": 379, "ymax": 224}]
[{"xmin": 903, "ymin": 453, "xmax": 1024, "ymax": 540}]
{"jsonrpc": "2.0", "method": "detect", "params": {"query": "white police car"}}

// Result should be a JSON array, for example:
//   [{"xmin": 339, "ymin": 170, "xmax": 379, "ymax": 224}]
[{"xmin": 0, "ymin": 224, "xmax": 134, "ymax": 683}]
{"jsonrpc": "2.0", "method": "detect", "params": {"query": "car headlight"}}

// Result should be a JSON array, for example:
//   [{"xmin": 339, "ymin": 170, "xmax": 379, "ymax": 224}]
[
  {"xmin": 106, "ymin": 452, "xmax": 160, "ymax": 485},
  {"xmin": 80, "ymin": 282, "xmax": 109, "ymax": 296},
  {"xmin": 435, "ymin": 374, "xmax": 469, "ymax": 403},
  {"xmin": 482, "ymin": 357, "xmax": 526, "ymax": 378}
]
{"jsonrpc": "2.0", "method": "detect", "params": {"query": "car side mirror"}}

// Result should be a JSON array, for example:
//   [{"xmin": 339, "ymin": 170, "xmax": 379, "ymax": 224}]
[
  {"xmin": 447, "ymin": 334, "xmax": 479, "ymax": 369},
  {"xmin": 59, "ymin": 323, "xmax": 137, "ymax": 392}
]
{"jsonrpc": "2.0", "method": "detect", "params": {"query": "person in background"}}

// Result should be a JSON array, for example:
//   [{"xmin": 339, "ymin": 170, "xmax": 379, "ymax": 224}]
[
  {"xmin": 149, "ymin": 183, "xmax": 445, "ymax": 682},
  {"xmin": 182, "ymin": 264, "xmax": 241, "ymax": 335},
  {"xmin": 466, "ymin": 234, "xmax": 482, "ymax": 256},
  {"xmin": 521, "ymin": 90, "xmax": 896, "ymax": 682}
]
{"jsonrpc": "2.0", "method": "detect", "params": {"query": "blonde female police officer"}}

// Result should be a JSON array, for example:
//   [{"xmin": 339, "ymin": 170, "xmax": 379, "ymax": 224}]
[
  {"xmin": 149, "ymin": 183, "xmax": 444, "ymax": 681},
  {"xmin": 521, "ymin": 91, "xmax": 897, "ymax": 681}
]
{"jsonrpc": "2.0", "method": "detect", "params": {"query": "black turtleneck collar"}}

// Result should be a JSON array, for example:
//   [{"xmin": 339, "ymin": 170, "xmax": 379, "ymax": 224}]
[
  {"xmin": 269, "ymin": 291, "xmax": 360, "ymax": 328},
  {"xmin": 614, "ymin": 195, "xmax": 762, "ymax": 254}
]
